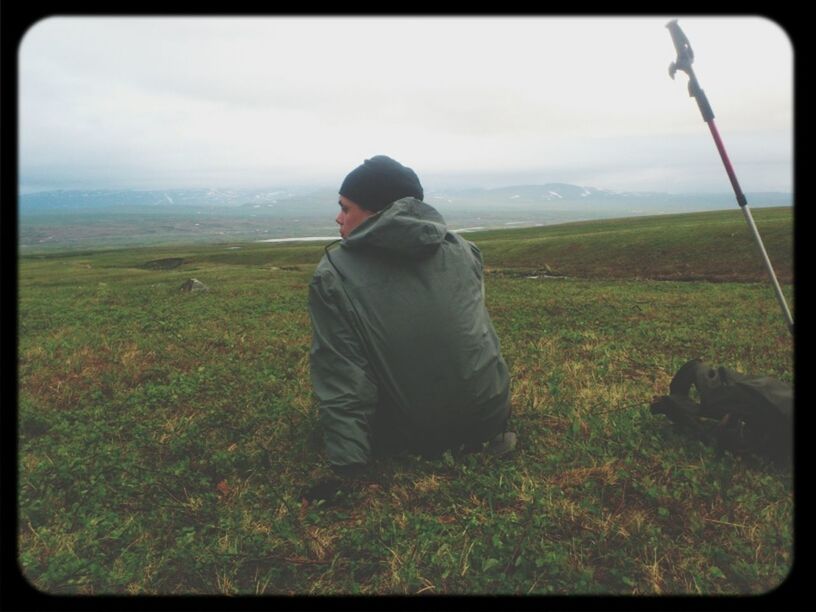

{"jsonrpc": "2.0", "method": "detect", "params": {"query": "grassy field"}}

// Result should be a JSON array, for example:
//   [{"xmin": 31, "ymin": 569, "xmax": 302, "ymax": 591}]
[{"xmin": 17, "ymin": 207, "xmax": 794, "ymax": 595}]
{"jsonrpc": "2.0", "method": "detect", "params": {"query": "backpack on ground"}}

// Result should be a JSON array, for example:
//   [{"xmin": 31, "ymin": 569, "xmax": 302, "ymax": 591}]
[{"xmin": 650, "ymin": 358, "xmax": 793, "ymax": 465}]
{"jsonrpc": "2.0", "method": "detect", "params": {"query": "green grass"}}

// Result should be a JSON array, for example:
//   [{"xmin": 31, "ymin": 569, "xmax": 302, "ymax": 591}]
[
  {"xmin": 17, "ymin": 207, "xmax": 794, "ymax": 595},
  {"xmin": 473, "ymin": 207, "xmax": 793, "ymax": 283}
]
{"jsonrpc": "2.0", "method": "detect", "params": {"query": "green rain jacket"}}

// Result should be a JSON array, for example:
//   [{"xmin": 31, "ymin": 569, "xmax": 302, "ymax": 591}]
[{"xmin": 308, "ymin": 197, "xmax": 511, "ymax": 468}]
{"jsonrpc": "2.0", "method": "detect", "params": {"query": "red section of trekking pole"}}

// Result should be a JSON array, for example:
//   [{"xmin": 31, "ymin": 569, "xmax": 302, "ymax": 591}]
[{"xmin": 706, "ymin": 119, "xmax": 748, "ymax": 207}]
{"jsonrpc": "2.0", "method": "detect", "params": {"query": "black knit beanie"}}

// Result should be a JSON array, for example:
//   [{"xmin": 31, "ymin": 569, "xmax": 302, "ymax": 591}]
[{"xmin": 339, "ymin": 155, "xmax": 424, "ymax": 212}]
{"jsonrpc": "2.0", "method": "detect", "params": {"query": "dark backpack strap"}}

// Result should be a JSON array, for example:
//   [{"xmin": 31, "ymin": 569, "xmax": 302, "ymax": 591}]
[
  {"xmin": 665, "ymin": 359, "xmax": 726, "ymax": 420},
  {"xmin": 650, "ymin": 394, "xmax": 715, "ymax": 444},
  {"xmin": 687, "ymin": 363, "xmax": 740, "ymax": 421},
  {"xmin": 654, "ymin": 359, "xmax": 733, "ymax": 444},
  {"xmin": 651, "ymin": 393, "xmax": 700, "ymax": 423},
  {"xmin": 668, "ymin": 358, "xmax": 704, "ymax": 396}
]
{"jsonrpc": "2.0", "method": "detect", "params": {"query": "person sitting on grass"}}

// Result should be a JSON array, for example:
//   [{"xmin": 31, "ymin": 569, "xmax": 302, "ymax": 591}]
[{"xmin": 304, "ymin": 155, "xmax": 516, "ymax": 503}]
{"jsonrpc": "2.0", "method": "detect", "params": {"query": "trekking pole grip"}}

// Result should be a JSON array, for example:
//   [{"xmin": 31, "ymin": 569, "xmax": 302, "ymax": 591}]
[{"xmin": 667, "ymin": 19, "xmax": 714, "ymax": 122}]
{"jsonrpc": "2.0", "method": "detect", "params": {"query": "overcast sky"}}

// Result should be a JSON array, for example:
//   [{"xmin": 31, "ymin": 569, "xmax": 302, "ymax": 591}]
[{"xmin": 18, "ymin": 16, "xmax": 793, "ymax": 194}]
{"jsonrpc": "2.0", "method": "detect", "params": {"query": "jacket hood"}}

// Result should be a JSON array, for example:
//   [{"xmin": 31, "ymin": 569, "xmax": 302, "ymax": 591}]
[{"xmin": 342, "ymin": 197, "xmax": 447, "ymax": 259}]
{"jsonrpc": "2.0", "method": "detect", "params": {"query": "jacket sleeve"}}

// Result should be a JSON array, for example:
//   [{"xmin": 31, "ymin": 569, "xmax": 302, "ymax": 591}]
[{"xmin": 308, "ymin": 265, "xmax": 378, "ymax": 468}]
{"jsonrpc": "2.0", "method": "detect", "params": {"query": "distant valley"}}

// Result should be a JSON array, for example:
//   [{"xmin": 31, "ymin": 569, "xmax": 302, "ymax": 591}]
[{"xmin": 18, "ymin": 184, "xmax": 793, "ymax": 251}]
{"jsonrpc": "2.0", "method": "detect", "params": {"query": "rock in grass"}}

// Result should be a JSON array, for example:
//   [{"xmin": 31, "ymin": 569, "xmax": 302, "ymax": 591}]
[{"xmin": 179, "ymin": 278, "xmax": 209, "ymax": 293}]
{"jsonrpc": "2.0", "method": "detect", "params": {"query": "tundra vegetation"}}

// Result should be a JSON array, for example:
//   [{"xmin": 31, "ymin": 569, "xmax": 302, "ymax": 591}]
[{"xmin": 17, "ymin": 207, "xmax": 793, "ymax": 595}]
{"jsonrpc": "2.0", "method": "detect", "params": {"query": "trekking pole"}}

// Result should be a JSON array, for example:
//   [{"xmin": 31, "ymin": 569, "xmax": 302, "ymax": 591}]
[{"xmin": 666, "ymin": 19, "xmax": 794, "ymax": 335}]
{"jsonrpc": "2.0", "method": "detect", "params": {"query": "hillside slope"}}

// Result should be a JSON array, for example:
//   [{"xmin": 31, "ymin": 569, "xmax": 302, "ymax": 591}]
[
  {"xmin": 111, "ymin": 206, "xmax": 791, "ymax": 284},
  {"xmin": 472, "ymin": 207, "xmax": 793, "ymax": 283}
]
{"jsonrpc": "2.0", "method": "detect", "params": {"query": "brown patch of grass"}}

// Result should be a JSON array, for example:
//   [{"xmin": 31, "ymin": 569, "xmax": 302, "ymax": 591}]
[{"xmin": 553, "ymin": 461, "xmax": 619, "ymax": 489}]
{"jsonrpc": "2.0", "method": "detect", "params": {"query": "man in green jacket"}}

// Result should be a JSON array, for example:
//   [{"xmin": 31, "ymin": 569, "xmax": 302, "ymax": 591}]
[{"xmin": 305, "ymin": 155, "xmax": 515, "ymax": 502}]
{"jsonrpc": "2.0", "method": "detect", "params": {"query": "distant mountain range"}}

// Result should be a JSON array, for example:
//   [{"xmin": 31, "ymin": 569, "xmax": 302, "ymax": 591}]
[
  {"xmin": 17, "ymin": 183, "xmax": 793, "ymax": 251},
  {"xmin": 18, "ymin": 187, "xmax": 325, "ymax": 214},
  {"xmin": 426, "ymin": 183, "xmax": 791, "ymax": 209},
  {"xmin": 19, "ymin": 183, "xmax": 793, "ymax": 216}
]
